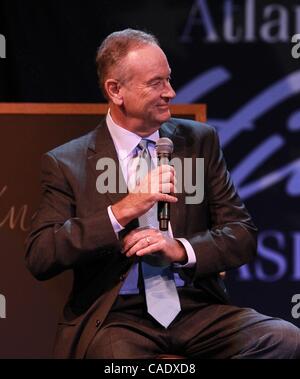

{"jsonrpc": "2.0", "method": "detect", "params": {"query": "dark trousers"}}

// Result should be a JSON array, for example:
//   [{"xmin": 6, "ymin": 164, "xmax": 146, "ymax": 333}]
[{"xmin": 85, "ymin": 287, "xmax": 300, "ymax": 359}]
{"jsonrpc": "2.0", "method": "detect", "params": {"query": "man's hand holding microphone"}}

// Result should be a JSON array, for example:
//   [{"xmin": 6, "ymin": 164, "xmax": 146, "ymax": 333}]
[{"xmin": 111, "ymin": 138, "xmax": 187, "ymax": 264}]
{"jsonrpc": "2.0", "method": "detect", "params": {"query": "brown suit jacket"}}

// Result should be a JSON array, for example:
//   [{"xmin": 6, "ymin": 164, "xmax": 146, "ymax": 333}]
[{"xmin": 25, "ymin": 117, "xmax": 257, "ymax": 358}]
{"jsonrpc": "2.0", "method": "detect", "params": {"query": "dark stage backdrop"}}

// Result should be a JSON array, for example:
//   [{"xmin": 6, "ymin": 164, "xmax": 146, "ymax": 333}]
[{"xmin": 0, "ymin": 0, "xmax": 300, "ymax": 358}]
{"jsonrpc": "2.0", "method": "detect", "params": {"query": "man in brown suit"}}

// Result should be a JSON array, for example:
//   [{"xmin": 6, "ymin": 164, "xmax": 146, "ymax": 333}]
[{"xmin": 25, "ymin": 29, "xmax": 300, "ymax": 359}]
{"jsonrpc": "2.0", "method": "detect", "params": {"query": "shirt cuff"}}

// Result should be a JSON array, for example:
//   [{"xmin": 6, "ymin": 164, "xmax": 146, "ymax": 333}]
[
  {"xmin": 173, "ymin": 238, "xmax": 196, "ymax": 268},
  {"xmin": 107, "ymin": 205, "xmax": 125, "ymax": 238}
]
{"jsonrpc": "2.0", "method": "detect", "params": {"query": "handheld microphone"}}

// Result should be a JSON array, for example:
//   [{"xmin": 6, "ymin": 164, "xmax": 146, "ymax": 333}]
[{"xmin": 155, "ymin": 137, "xmax": 174, "ymax": 231}]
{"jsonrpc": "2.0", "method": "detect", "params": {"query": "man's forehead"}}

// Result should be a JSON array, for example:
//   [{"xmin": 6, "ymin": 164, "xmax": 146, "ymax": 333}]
[{"xmin": 124, "ymin": 46, "xmax": 171, "ymax": 76}]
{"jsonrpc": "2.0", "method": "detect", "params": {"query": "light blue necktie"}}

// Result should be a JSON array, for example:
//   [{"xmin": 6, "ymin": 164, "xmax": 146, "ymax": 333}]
[{"xmin": 137, "ymin": 139, "xmax": 181, "ymax": 328}]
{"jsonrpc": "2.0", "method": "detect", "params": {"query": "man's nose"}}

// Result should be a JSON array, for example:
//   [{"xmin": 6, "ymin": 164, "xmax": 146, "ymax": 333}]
[{"xmin": 162, "ymin": 81, "xmax": 176, "ymax": 99}]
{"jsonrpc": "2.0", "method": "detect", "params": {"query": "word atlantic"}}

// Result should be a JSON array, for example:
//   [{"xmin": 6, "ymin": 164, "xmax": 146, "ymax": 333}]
[
  {"xmin": 181, "ymin": 0, "xmax": 300, "ymax": 43},
  {"xmin": 0, "ymin": 33, "xmax": 6, "ymax": 58},
  {"xmin": 0, "ymin": 294, "xmax": 6, "ymax": 319},
  {"xmin": 96, "ymin": 157, "xmax": 204, "ymax": 205}
]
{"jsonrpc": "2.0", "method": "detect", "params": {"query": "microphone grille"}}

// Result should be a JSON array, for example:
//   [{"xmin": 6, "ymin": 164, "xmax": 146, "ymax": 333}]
[{"xmin": 155, "ymin": 137, "xmax": 174, "ymax": 155}]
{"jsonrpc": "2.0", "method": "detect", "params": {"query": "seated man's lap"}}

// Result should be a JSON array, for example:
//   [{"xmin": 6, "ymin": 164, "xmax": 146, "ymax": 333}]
[{"xmin": 85, "ymin": 297, "xmax": 300, "ymax": 359}]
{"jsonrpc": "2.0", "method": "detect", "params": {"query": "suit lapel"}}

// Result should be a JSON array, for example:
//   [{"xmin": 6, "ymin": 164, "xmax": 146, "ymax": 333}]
[
  {"xmin": 87, "ymin": 119, "xmax": 127, "ymax": 206},
  {"xmin": 159, "ymin": 121, "xmax": 185, "ymax": 159}
]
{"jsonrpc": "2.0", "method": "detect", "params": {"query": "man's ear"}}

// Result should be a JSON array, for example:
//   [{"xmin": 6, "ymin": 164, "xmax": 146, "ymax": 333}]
[{"xmin": 105, "ymin": 79, "xmax": 123, "ymax": 105}]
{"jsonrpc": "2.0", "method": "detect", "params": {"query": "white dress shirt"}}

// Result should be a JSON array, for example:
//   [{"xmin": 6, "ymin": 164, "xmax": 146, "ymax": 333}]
[{"xmin": 106, "ymin": 110, "xmax": 196, "ymax": 268}]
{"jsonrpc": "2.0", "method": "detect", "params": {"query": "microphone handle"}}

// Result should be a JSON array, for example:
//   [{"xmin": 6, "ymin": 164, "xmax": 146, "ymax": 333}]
[
  {"xmin": 158, "ymin": 201, "xmax": 170, "ymax": 231},
  {"xmin": 157, "ymin": 153, "xmax": 171, "ymax": 231}
]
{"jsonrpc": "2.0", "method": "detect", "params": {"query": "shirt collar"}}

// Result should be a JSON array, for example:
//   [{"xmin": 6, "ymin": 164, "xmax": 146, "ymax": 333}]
[{"xmin": 106, "ymin": 110, "xmax": 159, "ymax": 160}]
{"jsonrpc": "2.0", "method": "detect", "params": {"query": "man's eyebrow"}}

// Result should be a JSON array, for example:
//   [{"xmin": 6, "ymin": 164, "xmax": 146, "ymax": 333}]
[{"xmin": 146, "ymin": 76, "xmax": 163, "ymax": 83}]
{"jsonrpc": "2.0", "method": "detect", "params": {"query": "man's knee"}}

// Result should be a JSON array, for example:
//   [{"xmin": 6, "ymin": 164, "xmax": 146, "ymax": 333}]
[{"xmin": 264, "ymin": 320, "xmax": 300, "ymax": 359}]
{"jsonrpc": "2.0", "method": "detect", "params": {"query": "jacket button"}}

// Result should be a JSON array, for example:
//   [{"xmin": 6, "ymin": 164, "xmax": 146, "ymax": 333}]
[{"xmin": 95, "ymin": 320, "xmax": 101, "ymax": 328}]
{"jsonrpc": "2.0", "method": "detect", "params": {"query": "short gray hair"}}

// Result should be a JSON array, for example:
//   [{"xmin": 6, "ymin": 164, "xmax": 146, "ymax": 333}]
[{"xmin": 96, "ymin": 29, "xmax": 159, "ymax": 98}]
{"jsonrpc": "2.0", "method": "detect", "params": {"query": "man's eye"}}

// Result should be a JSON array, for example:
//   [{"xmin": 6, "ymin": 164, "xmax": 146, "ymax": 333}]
[
  {"xmin": 148, "ymin": 77, "xmax": 171, "ymax": 87},
  {"xmin": 150, "ymin": 80, "xmax": 161, "ymax": 87}
]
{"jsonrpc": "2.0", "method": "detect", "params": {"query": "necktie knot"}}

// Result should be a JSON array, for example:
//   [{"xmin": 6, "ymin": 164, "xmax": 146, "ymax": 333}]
[
  {"xmin": 137, "ymin": 139, "xmax": 155, "ymax": 156},
  {"xmin": 134, "ymin": 139, "xmax": 155, "ymax": 181},
  {"xmin": 138, "ymin": 138, "xmax": 148, "ymax": 151}
]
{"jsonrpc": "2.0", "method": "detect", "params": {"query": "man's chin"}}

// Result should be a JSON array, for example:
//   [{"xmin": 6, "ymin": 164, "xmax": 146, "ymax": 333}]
[{"xmin": 155, "ymin": 109, "xmax": 171, "ymax": 123}]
